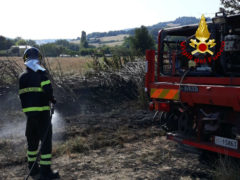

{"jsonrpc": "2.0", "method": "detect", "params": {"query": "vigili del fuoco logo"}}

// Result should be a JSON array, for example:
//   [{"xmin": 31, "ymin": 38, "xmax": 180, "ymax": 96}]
[{"xmin": 180, "ymin": 15, "xmax": 225, "ymax": 64}]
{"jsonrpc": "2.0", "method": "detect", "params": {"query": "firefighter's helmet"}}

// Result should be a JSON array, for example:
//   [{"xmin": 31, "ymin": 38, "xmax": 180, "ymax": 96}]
[{"xmin": 23, "ymin": 47, "xmax": 42, "ymax": 62}]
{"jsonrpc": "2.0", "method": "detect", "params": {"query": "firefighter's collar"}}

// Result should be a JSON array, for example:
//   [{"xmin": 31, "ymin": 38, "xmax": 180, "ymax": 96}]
[{"xmin": 24, "ymin": 59, "xmax": 46, "ymax": 72}]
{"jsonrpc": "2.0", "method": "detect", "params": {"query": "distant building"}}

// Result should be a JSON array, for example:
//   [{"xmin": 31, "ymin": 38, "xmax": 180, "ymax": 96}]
[
  {"xmin": 104, "ymin": 54, "xmax": 112, "ymax": 57},
  {"xmin": 59, "ymin": 54, "xmax": 71, "ymax": 57},
  {"xmin": 8, "ymin": 45, "xmax": 32, "ymax": 56}
]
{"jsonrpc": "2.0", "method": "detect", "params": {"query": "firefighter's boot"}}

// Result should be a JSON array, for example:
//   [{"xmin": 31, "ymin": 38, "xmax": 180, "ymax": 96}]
[
  {"xmin": 28, "ymin": 162, "xmax": 39, "ymax": 176},
  {"xmin": 39, "ymin": 166, "xmax": 60, "ymax": 180}
]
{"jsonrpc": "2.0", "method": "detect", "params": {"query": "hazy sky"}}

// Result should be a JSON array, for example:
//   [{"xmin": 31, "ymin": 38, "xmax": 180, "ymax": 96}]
[{"xmin": 1, "ymin": 0, "xmax": 221, "ymax": 39}]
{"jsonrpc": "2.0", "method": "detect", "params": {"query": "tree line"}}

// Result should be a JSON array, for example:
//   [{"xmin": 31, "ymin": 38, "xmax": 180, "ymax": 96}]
[
  {"xmin": 1, "ymin": 0, "xmax": 239, "ymax": 57},
  {"xmin": 0, "ymin": 26, "xmax": 155, "ymax": 57}
]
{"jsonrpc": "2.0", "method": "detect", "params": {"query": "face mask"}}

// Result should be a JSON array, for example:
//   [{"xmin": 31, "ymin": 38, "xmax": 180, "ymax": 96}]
[{"xmin": 24, "ymin": 59, "xmax": 46, "ymax": 72}]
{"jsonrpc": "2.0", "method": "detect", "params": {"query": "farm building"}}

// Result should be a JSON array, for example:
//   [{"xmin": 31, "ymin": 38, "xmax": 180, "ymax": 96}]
[{"xmin": 8, "ymin": 45, "xmax": 32, "ymax": 56}]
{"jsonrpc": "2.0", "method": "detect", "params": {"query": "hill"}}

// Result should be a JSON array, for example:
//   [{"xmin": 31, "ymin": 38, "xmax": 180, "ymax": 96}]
[
  {"xmin": 86, "ymin": 16, "xmax": 202, "ymax": 39},
  {"xmin": 78, "ymin": 16, "xmax": 202, "ymax": 47},
  {"xmin": 35, "ymin": 16, "xmax": 203, "ymax": 47}
]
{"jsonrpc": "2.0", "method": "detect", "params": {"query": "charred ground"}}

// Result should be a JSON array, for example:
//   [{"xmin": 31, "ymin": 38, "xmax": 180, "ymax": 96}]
[{"xmin": 0, "ymin": 60, "xmax": 238, "ymax": 180}]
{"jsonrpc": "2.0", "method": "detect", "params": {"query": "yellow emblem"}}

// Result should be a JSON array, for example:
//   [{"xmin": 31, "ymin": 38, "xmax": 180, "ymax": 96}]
[{"xmin": 190, "ymin": 15, "xmax": 216, "ymax": 55}]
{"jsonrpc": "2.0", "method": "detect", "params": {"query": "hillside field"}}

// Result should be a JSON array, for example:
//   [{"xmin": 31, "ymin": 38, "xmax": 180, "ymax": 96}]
[{"xmin": 71, "ymin": 34, "xmax": 129, "ymax": 47}]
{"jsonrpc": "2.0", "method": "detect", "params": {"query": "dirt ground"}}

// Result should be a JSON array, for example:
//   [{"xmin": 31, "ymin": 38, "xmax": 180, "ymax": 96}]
[
  {"xmin": 0, "ymin": 97, "xmax": 214, "ymax": 180},
  {"xmin": 0, "ymin": 62, "xmax": 223, "ymax": 180}
]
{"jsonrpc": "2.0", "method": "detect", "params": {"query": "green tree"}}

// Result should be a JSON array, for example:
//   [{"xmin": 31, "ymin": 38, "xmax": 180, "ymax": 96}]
[
  {"xmin": 79, "ymin": 48, "xmax": 94, "ymax": 56},
  {"xmin": 26, "ymin": 40, "xmax": 37, "ymax": 46},
  {"xmin": 41, "ymin": 43, "xmax": 66, "ymax": 57},
  {"xmin": 80, "ymin": 31, "xmax": 88, "ymax": 48},
  {"xmin": 15, "ymin": 37, "xmax": 37, "ymax": 46},
  {"xmin": 111, "ymin": 46, "xmax": 131, "ymax": 57},
  {"xmin": 221, "ymin": 0, "xmax": 240, "ymax": 14},
  {"xmin": 56, "ymin": 39, "xmax": 70, "ymax": 47},
  {"xmin": 56, "ymin": 39, "xmax": 80, "ymax": 51},
  {"xmin": 0, "ymin": 36, "xmax": 14, "ymax": 50},
  {"xmin": 129, "ymin": 26, "xmax": 155, "ymax": 56},
  {"xmin": 122, "ymin": 36, "xmax": 131, "ymax": 48},
  {"xmin": 16, "ymin": 38, "xmax": 27, "ymax": 45}
]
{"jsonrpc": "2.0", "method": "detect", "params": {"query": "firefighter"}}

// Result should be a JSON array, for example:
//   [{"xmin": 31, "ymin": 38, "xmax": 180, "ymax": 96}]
[{"xmin": 19, "ymin": 47, "xmax": 59, "ymax": 179}]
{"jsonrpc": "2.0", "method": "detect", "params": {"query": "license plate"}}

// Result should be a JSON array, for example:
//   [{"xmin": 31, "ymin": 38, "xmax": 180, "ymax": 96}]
[{"xmin": 215, "ymin": 136, "xmax": 238, "ymax": 150}]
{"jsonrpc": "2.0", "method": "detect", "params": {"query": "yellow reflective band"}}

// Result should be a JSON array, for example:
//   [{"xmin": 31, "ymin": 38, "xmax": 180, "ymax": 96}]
[
  {"xmin": 41, "ymin": 154, "xmax": 52, "ymax": 159},
  {"xmin": 23, "ymin": 106, "xmax": 50, "ymax": 113},
  {"xmin": 28, "ymin": 157, "xmax": 37, "ymax": 162},
  {"xmin": 41, "ymin": 80, "xmax": 51, "ymax": 87},
  {"xmin": 19, "ymin": 87, "xmax": 43, "ymax": 95},
  {"xmin": 40, "ymin": 160, "xmax": 51, "ymax": 165},
  {"xmin": 27, "ymin": 150, "xmax": 38, "ymax": 156}
]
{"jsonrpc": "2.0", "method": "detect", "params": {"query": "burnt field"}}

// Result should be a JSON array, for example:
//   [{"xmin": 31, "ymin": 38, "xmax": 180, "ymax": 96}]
[
  {"xmin": 0, "ymin": 91, "xmax": 212, "ymax": 180},
  {"xmin": 0, "ymin": 57, "xmax": 239, "ymax": 180}
]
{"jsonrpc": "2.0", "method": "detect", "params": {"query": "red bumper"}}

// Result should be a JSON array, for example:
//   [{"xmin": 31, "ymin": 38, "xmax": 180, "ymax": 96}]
[{"xmin": 167, "ymin": 133, "xmax": 240, "ymax": 159}]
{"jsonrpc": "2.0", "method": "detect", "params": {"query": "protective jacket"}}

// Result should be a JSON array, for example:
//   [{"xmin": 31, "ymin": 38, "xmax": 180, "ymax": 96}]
[
  {"xmin": 19, "ymin": 68, "xmax": 54, "ymax": 116},
  {"xmin": 19, "ymin": 67, "xmax": 55, "ymax": 174}
]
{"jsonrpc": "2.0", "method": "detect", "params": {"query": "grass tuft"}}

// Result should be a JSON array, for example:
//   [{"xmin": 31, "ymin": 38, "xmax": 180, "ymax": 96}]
[{"xmin": 213, "ymin": 156, "xmax": 240, "ymax": 180}]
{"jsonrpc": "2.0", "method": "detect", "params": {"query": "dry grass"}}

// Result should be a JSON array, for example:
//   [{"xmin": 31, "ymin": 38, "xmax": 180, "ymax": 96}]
[
  {"xmin": 44, "ymin": 56, "xmax": 93, "ymax": 76},
  {"xmin": 0, "ymin": 56, "xmax": 25, "ymax": 67},
  {"xmin": 213, "ymin": 156, "xmax": 240, "ymax": 180},
  {"xmin": 90, "ymin": 34, "xmax": 129, "ymax": 47},
  {"xmin": 53, "ymin": 123, "xmax": 165, "ymax": 158},
  {"xmin": 54, "ymin": 136, "xmax": 90, "ymax": 155},
  {"xmin": 53, "ymin": 127, "xmax": 126, "ymax": 156},
  {"xmin": 99, "ymin": 34, "xmax": 129, "ymax": 42},
  {"xmin": 71, "ymin": 34, "xmax": 129, "ymax": 47},
  {"xmin": 90, "ymin": 41, "xmax": 124, "ymax": 47},
  {"xmin": 0, "ymin": 56, "xmax": 93, "ymax": 76}
]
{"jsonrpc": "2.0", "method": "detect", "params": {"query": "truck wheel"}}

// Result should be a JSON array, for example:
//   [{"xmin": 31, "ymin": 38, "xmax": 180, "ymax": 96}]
[
  {"xmin": 161, "ymin": 111, "xmax": 180, "ymax": 132},
  {"xmin": 178, "ymin": 111, "xmax": 195, "ymax": 136}
]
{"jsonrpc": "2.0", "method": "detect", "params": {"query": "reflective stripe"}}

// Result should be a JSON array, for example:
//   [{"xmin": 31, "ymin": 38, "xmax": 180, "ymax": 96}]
[
  {"xmin": 27, "ymin": 150, "xmax": 38, "ymax": 156},
  {"xmin": 41, "ymin": 80, "xmax": 51, "ymax": 87},
  {"xmin": 23, "ymin": 106, "xmax": 50, "ymax": 113},
  {"xmin": 150, "ymin": 88, "xmax": 179, "ymax": 100},
  {"xmin": 41, "ymin": 154, "xmax": 52, "ymax": 159},
  {"xmin": 19, "ymin": 87, "xmax": 43, "ymax": 95},
  {"xmin": 40, "ymin": 160, "xmax": 51, "ymax": 165},
  {"xmin": 28, "ymin": 157, "xmax": 37, "ymax": 162},
  {"xmin": 151, "ymin": 89, "xmax": 164, "ymax": 98},
  {"xmin": 164, "ymin": 89, "xmax": 179, "ymax": 99}
]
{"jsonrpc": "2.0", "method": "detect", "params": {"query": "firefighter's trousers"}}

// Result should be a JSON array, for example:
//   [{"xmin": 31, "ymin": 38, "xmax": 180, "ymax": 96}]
[{"xmin": 25, "ymin": 111, "xmax": 52, "ymax": 171}]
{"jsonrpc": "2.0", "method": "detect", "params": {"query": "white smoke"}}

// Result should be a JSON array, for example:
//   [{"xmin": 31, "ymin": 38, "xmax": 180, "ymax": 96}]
[
  {"xmin": 0, "ymin": 118, "xmax": 25, "ymax": 138},
  {"xmin": 52, "ymin": 110, "xmax": 64, "ymax": 130},
  {"xmin": 51, "ymin": 109, "xmax": 65, "ymax": 141},
  {"xmin": 0, "ymin": 110, "xmax": 65, "ymax": 139}
]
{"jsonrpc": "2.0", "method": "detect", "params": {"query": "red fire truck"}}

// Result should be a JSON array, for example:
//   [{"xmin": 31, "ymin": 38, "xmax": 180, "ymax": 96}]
[{"xmin": 145, "ymin": 12, "xmax": 240, "ymax": 158}]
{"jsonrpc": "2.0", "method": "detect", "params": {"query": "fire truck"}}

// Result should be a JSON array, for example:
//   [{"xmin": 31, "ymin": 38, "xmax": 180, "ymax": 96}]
[{"xmin": 145, "ymin": 12, "xmax": 240, "ymax": 158}]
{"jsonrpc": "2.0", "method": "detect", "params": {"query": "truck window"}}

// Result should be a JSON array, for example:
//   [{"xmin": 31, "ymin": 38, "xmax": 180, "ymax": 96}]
[{"xmin": 162, "ymin": 36, "xmax": 187, "ymax": 75}]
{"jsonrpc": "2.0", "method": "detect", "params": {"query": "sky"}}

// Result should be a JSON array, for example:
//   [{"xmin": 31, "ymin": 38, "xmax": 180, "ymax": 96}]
[{"xmin": 0, "ymin": 0, "xmax": 221, "ymax": 40}]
